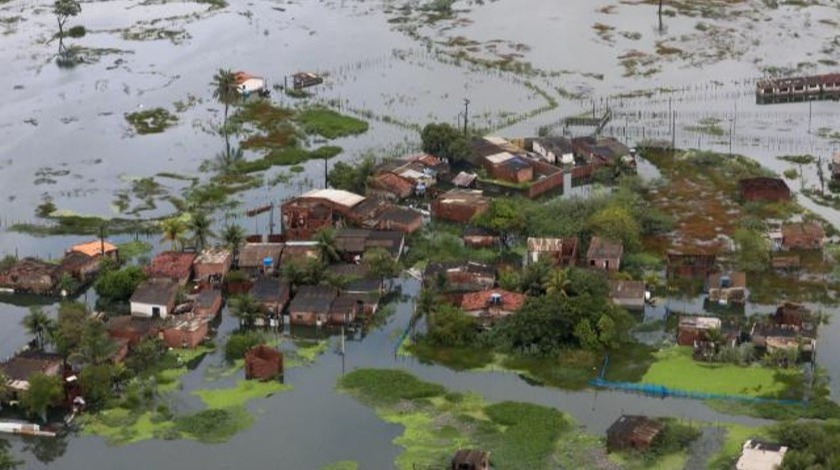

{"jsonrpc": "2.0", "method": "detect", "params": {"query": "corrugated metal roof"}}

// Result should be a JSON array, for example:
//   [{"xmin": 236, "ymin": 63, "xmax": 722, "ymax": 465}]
[
  {"xmin": 485, "ymin": 152, "xmax": 515, "ymax": 165},
  {"xmin": 300, "ymin": 189, "xmax": 366, "ymax": 208}
]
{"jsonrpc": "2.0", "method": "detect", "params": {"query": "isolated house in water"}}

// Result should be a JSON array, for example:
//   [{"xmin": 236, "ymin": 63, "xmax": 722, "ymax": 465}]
[
  {"xmin": 0, "ymin": 258, "xmax": 59, "ymax": 295},
  {"xmin": 606, "ymin": 415, "xmax": 664, "ymax": 453}
]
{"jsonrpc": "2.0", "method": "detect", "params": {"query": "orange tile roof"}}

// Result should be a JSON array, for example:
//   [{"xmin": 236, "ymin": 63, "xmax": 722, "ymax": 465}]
[
  {"xmin": 71, "ymin": 240, "xmax": 118, "ymax": 257},
  {"xmin": 460, "ymin": 290, "xmax": 526, "ymax": 312}
]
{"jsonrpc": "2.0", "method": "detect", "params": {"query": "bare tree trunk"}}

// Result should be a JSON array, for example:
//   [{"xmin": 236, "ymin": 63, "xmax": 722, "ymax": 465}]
[{"xmin": 658, "ymin": 0, "xmax": 664, "ymax": 33}]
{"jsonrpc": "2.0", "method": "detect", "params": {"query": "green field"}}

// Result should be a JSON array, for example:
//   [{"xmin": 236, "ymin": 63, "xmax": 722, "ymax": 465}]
[{"xmin": 640, "ymin": 347, "xmax": 796, "ymax": 397}]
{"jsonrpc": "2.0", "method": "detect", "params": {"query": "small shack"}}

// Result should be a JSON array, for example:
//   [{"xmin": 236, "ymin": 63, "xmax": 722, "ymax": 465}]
[
  {"xmin": 706, "ymin": 272, "xmax": 747, "ymax": 305},
  {"xmin": 367, "ymin": 172, "xmax": 414, "ymax": 201},
  {"xmin": 527, "ymin": 237, "xmax": 578, "ymax": 267},
  {"xmin": 106, "ymin": 316, "xmax": 160, "ymax": 347},
  {"xmin": 462, "ymin": 226, "xmax": 500, "ymax": 249},
  {"xmin": 249, "ymin": 277, "xmax": 290, "ymax": 316},
  {"xmin": 238, "ymin": 243, "xmax": 284, "ymax": 277},
  {"xmin": 291, "ymin": 72, "xmax": 323, "ymax": 90},
  {"xmin": 666, "ymin": 252, "xmax": 717, "ymax": 279},
  {"xmin": 451, "ymin": 449, "xmax": 490, "ymax": 470},
  {"xmin": 606, "ymin": 415, "xmax": 664, "ymax": 453},
  {"xmin": 0, "ymin": 258, "xmax": 59, "ymax": 295},
  {"xmin": 244, "ymin": 345, "xmax": 283, "ymax": 380},
  {"xmin": 288, "ymin": 285, "xmax": 337, "ymax": 326},
  {"xmin": 460, "ymin": 290, "xmax": 526, "ymax": 324},
  {"xmin": 193, "ymin": 289, "xmax": 224, "ymax": 317},
  {"xmin": 130, "ymin": 278, "xmax": 179, "ymax": 319},
  {"xmin": 161, "ymin": 314, "xmax": 209, "ymax": 349},
  {"xmin": 586, "ymin": 237, "xmax": 623, "ymax": 271},
  {"xmin": 736, "ymin": 440, "xmax": 788, "ymax": 470},
  {"xmin": 432, "ymin": 189, "xmax": 490, "ymax": 223}
]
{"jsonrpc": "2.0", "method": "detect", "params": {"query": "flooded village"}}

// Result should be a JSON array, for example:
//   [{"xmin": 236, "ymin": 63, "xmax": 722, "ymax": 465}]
[{"xmin": 0, "ymin": 0, "xmax": 839, "ymax": 468}]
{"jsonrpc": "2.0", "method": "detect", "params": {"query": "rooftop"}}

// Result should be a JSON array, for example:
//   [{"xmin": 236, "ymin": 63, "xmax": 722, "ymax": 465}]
[
  {"xmin": 608, "ymin": 280, "xmax": 646, "ymax": 300},
  {"xmin": 460, "ymin": 290, "xmax": 526, "ymax": 312},
  {"xmin": 249, "ymin": 277, "xmax": 288, "ymax": 303},
  {"xmin": 371, "ymin": 172, "xmax": 414, "ymax": 195},
  {"xmin": 607, "ymin": 415, "xmax": 664, "ymax": 443},
  {"xmin": 587, "ymin": 237, "xmax": 624, "ymax": 259},
  {"xmin": 736, "ymin": 439, "xmax": 788, "ymax": 470},
  {"xmin": 149, "ymin": 251, "xmax": 197, "ymax": 279},
  {"xmin": 130, "ymin": 278, "xmax": 179, "ymax": 306},
  {"xmin": 299, "ymin": 189, "xmax": 366, "ymax": 208},
  {"xmin": 289, "ymin": 285, "xmax": 336, "ymax": 313},
  {"xmin": 437, "ymin": 189, "xmax": 487, "ymax": 205},
  {"xmin": 0, "ymin": 350, "xmax": 63, "ymax": 383},
  {"xmin": 679, "ymin": 316, "xmax": 721, "ymax": 330},
  {"xmin": 527, "ymin": 237, "xmax": 576, "ymax": 252},
  {"xmin": 70, "ymin": 240, "xmax": 118, "ymax": 257},
  {"xmin": 195, "ymin": 247, "xmax": 232, "ymax": 265},
  {"xmin": 239, "ymin": 243, "xmax": 284, "ymax": 268},
  {"xmin": 739, "ymin": 177, "xmax": 789, "ymax": 192},
  {"xmin": 485, "ymin": 152, "xmax": 516, "ymax": 165}
]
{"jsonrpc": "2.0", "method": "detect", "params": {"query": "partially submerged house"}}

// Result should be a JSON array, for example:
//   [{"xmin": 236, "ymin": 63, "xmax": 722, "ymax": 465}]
[
  {"xmin": 706, "ymin": 272, "xmax": 747, "ymax": 305},
  {"xmin": 736, "ymin": 440, "xmax": 788, "ymax": 470},
  {"xmin": 526, "ymin": 237, "xmax": 578, "ymax": 267},
  {"xmin": 161, "ymin": 314, "xmax": 209, "ymax": 349},
  {"xmin": 451, "ymin": 449, "xmax": 490, "ymax": 470},
  {"xmin": 233, "ymin": 71, "xmax": 267, "ymax": 96},
  {"xmin": 238, "ymin": 243, "xmax": 284, "ymax": 277},
  {"xmin": 333, "ymin": 228, "xmax": 405, "ymax": 262},
  {"xmin": 249, "ymin": 277, "xmax": 290, "ymax": 316},
  {"xmin": 527, "ymin": 136, "xmax": 575, "ymax": 166},
  {"xmin": 782, "ymin": 222, "xmax": 825, "ymax": 250},
  {"xmin": 245, "ymin": 345, "xmax": 283, "ymax": 380},
  {"xmin": 606, "ymin": 415, "xmax": 664, "ymax": 453},
  {"xmin": 291, "ymin": 71, "xmax": 323, "ymax": 90},
  {"xmin": 460, "ymin": 289, "xmax": 526, "ymax": 324},
  {"xmin": 666, "ymin": 252, "xmax": 717, "ymax": 279},
  {"xmin": 0, "ymin": 350, "xmax": 64, "ymax": 392},
  {"xmin": 61, "ymin": 240, "xmax": 119, "ymax": 281},
  {"xmin": 130, "ymin": 278, "xmax": 179, "ymax": 319},
  {"xmin": 326, "ymin": 263, "xmax": 383, "ymax": 294},
  {"xmin": 367, "ymin": 172, "xmax": 414, "ymax": 201},
  {"xmin": 327, "ymin": 294, "xmax": 364, "ymax": 325},
  {"xmin": 0, "ymin": 258, "xmax": 59, "ymax": 295},
  {"xmin": 571, "ymin": 136, "xmax": 631, "ymax": 166},
  {"xmin": 586, "ymin": 237, "xmax": 623, "ymax": 271},
  {"xmin": 608, "ymin": 280, "xmax": 645, "ymax": 311},
  {"xmin": 677, "ymin": 316, "xmax": 722, "ymax": 346},
  {"xmin": 431, "ymin": 189, "xmax": 490, "ymax": 224},
  {"xmin": 424, "ymin": 261, "xmax": 496, "ymax": 292},
  {"xmin": 738, "ymin": 177, "xmax": 791, "ymax": 203},
  {"xmin": 106, "ymin": 316, "xmax": 160, "ymax": 346},
  {"xmin": 148, "ymin": 251, "xmax": 196, "ymax": 286},
  {"xmin": 288, "ymin": 285, "xmax": 337, "ymax": 326},
  {"xmin": 193, "ymin": 247, "xmax": 232, "ymax": 282}
]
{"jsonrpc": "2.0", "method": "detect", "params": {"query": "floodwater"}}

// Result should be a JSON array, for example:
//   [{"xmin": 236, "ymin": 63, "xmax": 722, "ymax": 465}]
[{"xmin": 0, "ymin": 0, "xmax": 839, "ymax": 467}]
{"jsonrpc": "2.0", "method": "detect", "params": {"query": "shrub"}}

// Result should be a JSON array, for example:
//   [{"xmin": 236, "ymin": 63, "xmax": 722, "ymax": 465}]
[{"xmin": 224, "ymin": 331, "xmax": 263, "ymax": 362}]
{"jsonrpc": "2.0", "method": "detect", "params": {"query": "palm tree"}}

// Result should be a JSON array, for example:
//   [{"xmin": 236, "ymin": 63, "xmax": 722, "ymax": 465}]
[
  {"xmin": 314, "ymin": 228, "xmax": 340, "ymax": 264},
  {"xmin": 0, "ymin": 372, "xmax": 11, "ymax": 409},
  {"xmin": 22, "ymin": 307, "xmax": 53, "ymax": 350},
  {"xmin": 222, "ymin": 224, "xmax": 246, "ymax": 266},
  {"xmin": 211, "ymin": 69, "xmax": 239, "ymax": 160},
  {"xmin": 544, "ymin": 268, "xmax": 571, "ymax": 298},
  {"xmin": 212, "ymin": 146, "xmax": 244, "ymax": 175},
  {"xmin": 189, "ymin": 212, "xmax": 215, "ymax": 251},
  {"xmin": 160, "ymin": 217, "xmax": 188, "ymax": 251},
  {"xmin": 229, "ymin": 294, "xmax": 265, "ymax": 329}
]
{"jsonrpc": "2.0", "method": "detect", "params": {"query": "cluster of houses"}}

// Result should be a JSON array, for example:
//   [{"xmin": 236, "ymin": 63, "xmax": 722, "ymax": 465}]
[{"xmin": 0, "ymin": 240, "xmax": 120, "ymax": 296}]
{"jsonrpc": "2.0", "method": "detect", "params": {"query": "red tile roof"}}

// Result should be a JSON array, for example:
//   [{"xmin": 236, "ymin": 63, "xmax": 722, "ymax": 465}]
[
  {"xmin": 149, "ymin": 251, "xmax": 197, "ymax": 280},
  {"xmin": 460, "ymin": 290, "xmax": 526, "ymax": 312},
  {"xmin": 372, "ymin": 172, "xmax": 414, "ymax": 197}
]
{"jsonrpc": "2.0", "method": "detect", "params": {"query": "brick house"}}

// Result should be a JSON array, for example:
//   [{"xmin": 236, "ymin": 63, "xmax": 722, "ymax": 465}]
[
  {"xmin": 782, "ymin": 222, "xmax": 825, "ymax": 250},
  {"xmin": 0, "ymin": 258, "xmax": 59, "ymax": 295},
  {"xmin": 60, "ymin": 239, "xmax": 119, "ymax": 282},
  {"xmin": 148, "ymin": 251, "xmax": 197, "ymax": 286},
  {"xmin": 288, "ymin": 285, "xmax": 337, "ymax": 326},
  {"xmin": 193, "ymin": 247, "xmax": 232, "ymax": 282},
  {"xmin": 249, "ymin": 277, "xmax": 290, "ymax": 316},
  {"xmin": 484, "ymin": 152, "xmax": 534, "ymax": 183},
  {"xmin": 244, "ymin": 345, "xmax": 283, "ymax": 380},
  {"xmin": 193, "ymin": 289, "xmax": 224, "ymax": 317},
  {"xmin": 667, "ymin": 252, "xmax": 717, "ymax": 279},
  {"xmin": 424, "ymin": 261, "xmax": 496, "ymax": 292},
  {"xmin": 606, "ymin": 415, "xmax": 664, "ymax": 453},
  {"xmin": 677, "ymin": 316, "xmax": 722, "ymax": 346},
  {"xmin": 238, "ymin": 243, "xmax": 285, "ymax": 277},
  {"xmin": 432, "ymin": 189, "xmax": 490, "ymax": 224},
  {"xmin": 106, "ymin": 316, "xmax": 160, "ymax": 346},
  {"xmin": 586, "ymin": 237, "xmax": 623, "ymax": 271},
  {"xmin": 161, "ymin": 314, "xmax": 209, "ymax": 349},
  {"xmin": 0, "ymin": 350, "xmax": 64, "ymax": 393},
  {"xmin": 367, "ymin": 172, "xmax": 414, "ymax": 201},
  {"xmin": 463, "ymin": 226, "xmax": 501, "ymax": 249},
  {"xmin": 608, "ymin": 280, "xmax": 646, "ymax": 311},
  {"xmin": 738, "ymin": 177, "xmax": 791, "ymax": 203}
]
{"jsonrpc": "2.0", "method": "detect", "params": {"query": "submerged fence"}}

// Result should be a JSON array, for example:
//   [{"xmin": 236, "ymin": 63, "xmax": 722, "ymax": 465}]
[{"xmin": 589, "ymin": 355, "xmax": 803, "ymax": 405}]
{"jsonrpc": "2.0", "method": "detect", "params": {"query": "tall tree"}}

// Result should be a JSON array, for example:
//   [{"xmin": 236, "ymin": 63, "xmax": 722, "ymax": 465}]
[
  {"xmin": 229, "ymin": 294, "xmax": 266, "ymax": 329},
  {"xmin": 364, "ymin": 248, "xmax": 400, "ymax": 286},
  {"xmin": 211, "ymin": 69, "xmax": 239, "ymax": 160},
  {"xmin": 50, "ymin": 302, "xmax": 89, "ymax": 362},
  {"xmin": 420, "ymin": 123, "xmax": 469, "ymax": 164},
  {"xmin": 22, "ymin": 307, "xmax": 53, "ymax": 350},
  {"xmin": 327, "ymin": 156, "xmax": 376, "ymax": 194},
  {"xmin": 71, "ymin": 321, "xmax": 117, "ymax": 366},
  {"xmin": 189, "ymin": 212, "xmax": 215, "ymax": 252},
  {"xmin": 160, "ymin": 217, "xmax": 188, "ymax": 251},
  {"xmin": 314, "ymin": 228, "xmax": 340, "ymax": 264},
  {"xmin": 472, "ymin": 198, "xmax": 527, "ymax": 248},
  {"xmin": 221, "ymin": 224, "xmax": 246, "ymax": 265},
  {"xmin": 20, "ymin": 373, "xmax": 63, "ymax": 423},
  {"xmin": 53, "ymin": 0, "xmax": 81, "ymax": 39}
]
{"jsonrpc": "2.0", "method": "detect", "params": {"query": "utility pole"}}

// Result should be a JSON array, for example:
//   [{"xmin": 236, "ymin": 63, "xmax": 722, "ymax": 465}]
[
  {"xmin": 463, "ymin": 98, "xmax": 470, "ymax": 137},
  {"xmin": 324, "ymin": 156, "xmax": 329, "ymax": 189}
]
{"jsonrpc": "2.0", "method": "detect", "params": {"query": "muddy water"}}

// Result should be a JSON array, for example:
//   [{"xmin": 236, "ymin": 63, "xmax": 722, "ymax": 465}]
[{"xmin": 0, "ymin": 0, "xmax": 838, "ymax": 467}]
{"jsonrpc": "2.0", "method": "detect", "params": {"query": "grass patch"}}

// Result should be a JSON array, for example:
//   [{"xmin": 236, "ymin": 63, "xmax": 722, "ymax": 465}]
[
  {"xmin": 116, "ymin": 240, "xmax": 152, "ymax": 260},
  {"xmin": 339, "ymin": 369, "xmax": 598, "ymax": 470},
  {"xmin": 12, "ymin": 214, "xmax": 156, "ymax": 236},
  {"xmin": 80, "ymin": 409, "xmax": 171, "ymax": 445},
  {"xmin": 174, "ymin": 406, "xmax": 253, "ymax": 443},
  {"xmin": 641, "ymin": 347, "xmax": 794, "ymax": 397},
  {"xmin": 125, "ymin": 107, "xmax": 178, "ymax": 135},
  {"xmin": 296, "ymin": 107, "xmax": 369, "ymax": 139},
  {"xmin": 707, "ymin": 423, "xmax": 769, "ymax": 470},
  {"xmin": 409, "ymin": 342, "xmax": 494, "ymax": 371},
  {"xmin": 320, "ymin": 462, "xmax": 359, "ymax": 470},
  {"xmin": 193, "ymin": 380, "xmax": 291, "ymax": 409}
]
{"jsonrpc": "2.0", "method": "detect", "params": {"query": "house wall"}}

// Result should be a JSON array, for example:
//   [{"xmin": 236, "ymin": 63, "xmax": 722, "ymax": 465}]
[
  {"xmin": 525, "ymin": 163, "xmax": 564, "ymax": 199},
  {"xmin": 588, "ymin": 257, "xmax": 620, "ymax": 271},
  {"xmin": 432, "ymin": 201, "xmax": 487, "ymax": 223},
  {"xmin": 463, "ymin": 235, "xmax": 499, "ymax": 248},
  {"xmin": 162, "ymin": 323, "xmax": 208, "ymax": 349},
  {"xmin": 195, "ymin": 295, "xmax": 224, "ymax": 317},
  {"xmin": 377, "ymin": 216, "xmax": 423, "ymax": 234},
  {"xmin": 131, "ymin": 301, "xmax": 171, "ymax": 319}
]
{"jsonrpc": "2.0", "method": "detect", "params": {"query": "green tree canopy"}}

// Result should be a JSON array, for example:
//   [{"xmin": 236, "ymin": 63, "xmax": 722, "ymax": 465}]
[
  {"xmin": 20, "ymin": 373, "xmax": 63, "ymax": 423},
  {"xmin": 22, "ymin": 307, "xmax": 53, "ymax": 350},
  {"xmin": 79, "ymin": 364, "xmax": 114, "ymax": 410},
  {"xmin": 364, "ymin": 248, "xmax": 400, "ymax": 282},
  {"xmin": 733, "ymin": 227, "xmax": 770, "ymax": 273},
  {"xmin": 221, "ymin": 224, "xmax": 246, "ymax": 263},
  {"xmin": 51, "ymin": 301, "xmax": 89, "ymax": 360},
  {"xmin": 426, "ymin": 304, "xmax": 477, "ymax": 348},
  {"xmin": 587, "ymin": 204, "xmax": 642, "ymax": 252},
  {"xmin": 160, "ymin": 217, "xmax": 188, "ymax": 251},
  {"xmin": 420, "ymin": 123, "xmax": 469, "ymax": 163},
  {"xmin": 53, "ymin": 0, "xmax": 81, "ymax": 38},
  {"xmin": 71, "ymin": 320, "xmax": 117, "ymax": 367},
  {"xmin": 472, "ymin": 198, "xmax": 527, "ymax": 247},
  {"xmin": 188, "ymin": 212, "xmax": 215, "ymax": 251},
  {"xmin": 229, "ymin": 294, "xmax": 266, "ymax": 329},
  {"xmin": 94, "ymin": 266, "xmax": 147, "ymax": 303},
  {"xmin": 327, "ymin": 156, "xmax": 375, "ymax": 194}
]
